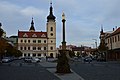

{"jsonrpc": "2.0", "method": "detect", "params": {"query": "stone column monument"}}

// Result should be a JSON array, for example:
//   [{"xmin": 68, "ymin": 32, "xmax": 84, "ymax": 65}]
[{"xmin": 56, "ymin": 12, "xmax": 71, "ymax": 73}]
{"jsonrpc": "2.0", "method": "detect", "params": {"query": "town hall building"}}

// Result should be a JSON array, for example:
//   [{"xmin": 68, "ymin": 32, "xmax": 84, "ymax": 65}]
[{"xmin": 18, "ymin": 3, "xmax": 56, "ymax": 58}]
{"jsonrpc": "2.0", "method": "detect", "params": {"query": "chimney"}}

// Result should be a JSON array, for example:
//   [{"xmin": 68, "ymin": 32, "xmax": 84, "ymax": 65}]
[{"xmin": 113, "ymin": 28, "xmax": 114, "ymax": 31}]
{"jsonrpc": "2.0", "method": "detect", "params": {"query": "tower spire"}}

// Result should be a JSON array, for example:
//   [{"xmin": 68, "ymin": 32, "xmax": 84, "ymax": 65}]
[
  {"xmin": 100, "ymin": 24, "xmax": 103, "ymax": 34},
  {"xmin": 29, "ymin": 17, "xmax": 35, "ymax": 32},
  {"xmin": 47, "ymin": 2, "xmax": 56, "ymax": 22}
]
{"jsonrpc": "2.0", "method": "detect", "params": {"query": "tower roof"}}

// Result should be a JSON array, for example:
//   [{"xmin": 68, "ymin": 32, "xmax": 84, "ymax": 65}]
[
  {"xmin": 29, "ymin": 18, "xmax": 35, "ymax": 32},
  {"xmin": 47, "ymin": 2, "xmax": 56, "ymax": 22}
]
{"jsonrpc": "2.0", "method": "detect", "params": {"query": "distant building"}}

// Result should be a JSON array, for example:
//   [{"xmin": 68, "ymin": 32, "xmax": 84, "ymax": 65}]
[
  {"xmin": 58, "ymin": 44, "xmax": 91, "ymax": 57},
  {"xmin": 72, "ymin": 46, "xmax": 91, "ymax": 56},
  {"xmin": 100, "ymin": 27, "xmax": 120, "ymax": 60},
  {"xmin": 7, "ymin": 36, "xmax": 18, "ymax": 47},
  {"xmin": 18, "ymin": 3, "xmax": 56, "ymax": 58},
  {"xmin": 59, "ymin": 45, "xmax": 76, "ymax": 51}
]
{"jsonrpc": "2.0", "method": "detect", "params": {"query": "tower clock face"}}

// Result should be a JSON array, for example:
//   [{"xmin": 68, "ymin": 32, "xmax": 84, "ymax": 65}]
[{"xmin": 50, "ymin": 33, "xmax": 53, "ymax": 36}]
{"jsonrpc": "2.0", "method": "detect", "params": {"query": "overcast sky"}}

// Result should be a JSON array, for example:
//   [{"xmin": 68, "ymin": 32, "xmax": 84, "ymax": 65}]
[{"xmin": 0, "ymin": 0, "xmax": 120, "ymax": 47}]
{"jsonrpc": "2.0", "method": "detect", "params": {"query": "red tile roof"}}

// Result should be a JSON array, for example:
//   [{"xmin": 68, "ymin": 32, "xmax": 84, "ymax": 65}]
[
  {"xmin": 112, "ymin": 27, "xmax": 120, "ymax": 35},
  {"xmin": 18, "ymin": 31, "xmax": 47, "ymax": 38}
]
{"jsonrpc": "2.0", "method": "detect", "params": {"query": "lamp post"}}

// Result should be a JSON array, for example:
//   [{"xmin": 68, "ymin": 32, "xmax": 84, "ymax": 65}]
[
  {"xmin": 93, "ymin": 39, "xmax": 97, "ymax": 49},
  {"xmin": 62, "ymin": 12, "xmax": 66, "ymax": 50}
]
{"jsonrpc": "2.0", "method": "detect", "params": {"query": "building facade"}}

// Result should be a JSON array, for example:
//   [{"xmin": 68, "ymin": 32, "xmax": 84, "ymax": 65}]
[
  {"xmin": 18, "ymin": 3, "xmax": 56, "ymax": 58},
  {"xmin": 100, "ymin": 27, "xmax": 120, "ymax": 60}
]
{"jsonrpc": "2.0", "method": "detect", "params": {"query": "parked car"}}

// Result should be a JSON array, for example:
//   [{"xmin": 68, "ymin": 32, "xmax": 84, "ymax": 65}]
[
  {"xmin": 84, "ymin": 57, "xmax": 92, "ymax": 63},
  {"xmin": 2, "ymin": 57, "xmax": 11, "ymax": 63},
  {"xmin": 47, "ymin": 58, "xmax": 57, "ymax": 62},
  {"xmin": 31, "ymin": 57, "xmax": 41, "ymax": 63},
  {"xmin": 97, "ymin": 57, "xmax": 106, "ymax": 62},
  {"xmin": 24, "ymin": 57, "xmax": 32, "ymax": 63}
]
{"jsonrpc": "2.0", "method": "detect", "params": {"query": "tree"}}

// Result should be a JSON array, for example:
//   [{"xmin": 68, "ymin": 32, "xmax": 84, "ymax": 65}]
[
  {"xmin": 69, "ymin": 51, "xmax": 75, "ymax": 57},
  {"xmin": 0, "ymin": 38, "xmax": 6, "ymax": 55},
  {"xmin": 0, "ymin": 38, "xmax": 22, "ymax": 58},
  {"xmin": 98, "ymin": 40, "xmax": 108, "ymax": 52},
  {"xmin": 98, "ymin": 39, "xmax": 108, "ymax": 61},
  {"xmin": 0, "ymin": 27, "xmax": 3, "ymax": 37}
]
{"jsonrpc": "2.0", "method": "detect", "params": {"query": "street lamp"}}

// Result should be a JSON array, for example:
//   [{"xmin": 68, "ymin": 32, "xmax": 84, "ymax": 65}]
[
  {"xmin": 91, "ymin": 44, "xmax": 95, "ymax": 48},
  {"xmin": 92, "ymin": 39, "xmax": 97, "ymax": 49}
]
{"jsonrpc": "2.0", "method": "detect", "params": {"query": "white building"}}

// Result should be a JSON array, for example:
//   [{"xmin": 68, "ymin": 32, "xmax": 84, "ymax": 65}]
[
  {"xmin": 100, "ymin": 27, "xmax": 120, "ymax": 60},
  {"xmin": 18, "ymin": 3, "xmax": 56, "ymax": 58}
]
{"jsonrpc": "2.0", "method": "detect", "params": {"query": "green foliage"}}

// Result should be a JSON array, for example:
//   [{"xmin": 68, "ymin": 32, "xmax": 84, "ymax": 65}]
[
  {"xmin": 0, "ymin": 28, "xmax": 3, "ymax": 37},
  {"xmin": 76, "ymin": 52, "xmax": 80, "ymax": 57},
  {"xmin": 0, "ymin": 38, "xmax": 22, "ymax": 57},
  {"xmin": 98, "ymin": 40, "xmax": 108, "ymax": 52},
  {"xmin": 69, "ymin": 51, "xmax": 75, "ymax": 57}
]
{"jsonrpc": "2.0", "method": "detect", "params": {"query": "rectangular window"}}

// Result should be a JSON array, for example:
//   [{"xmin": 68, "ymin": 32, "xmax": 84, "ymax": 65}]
[
  {"xmin": 38, "ymin": 54, "xmax": 41, "ymax": 57},
  {"xmin": 33, "ymin": 47, "xmax": 36, "ymax": 50},
  {"xmin": 24, "ymin": 53, "xmax": 26, "ymax": 57},
  {"xmin": 118, "ymin": 35, "xmax": 120, "ymax": 41},
  {"xmin": 38, "ymin": 40, "xmax": 41, "ymax": 43},
  {"xmin": 20, "ymin": 47, "xmax": 23, "ymax": 50},
  {"xmin": 24, "ymin": 47, "xmax": 26, "ymax": 50},
  {"xmin": 44, "ymin": 47, "xmax": 46, "ymax": 50},
  {"xmin": 44, "ymin": 40, "xmax": 46, "ymax": 43},
  {"xmin": 28, "ymin": 40, "xmax": 30, "ymax": 43},
  {"xmin": 33, "ymin": 40, "xmax": 36, "ymax": 43},
  {"xmin": 38, "ymin": 47, "xmax": 41, "ymax": 50},
  {"xmin": 28, "ymin": 53, "xmax": 30, "ymax": 56},
  {"xmin": 24, "ymin": 40, "xmax": 27, "ymax": 43},
  {"xmin": 33, "ymin": 54, "xmax": 36, "ymax": 57},
  {"xmin": 115, "ymin": 36, "xmax": 117, "ymax": 42},
  {"xmin": 21, "ymin": 40, "xmax": 23, "ymax": 43},
  {"xmin": 28, "ymin": 47, "xmax": 30, "ymax": 50}
]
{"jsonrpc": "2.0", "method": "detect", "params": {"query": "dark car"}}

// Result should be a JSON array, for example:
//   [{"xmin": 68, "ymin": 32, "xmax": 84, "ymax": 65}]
[{"xmin": 24, "ymin": 57, "xmax": 32, "ymax": 63}]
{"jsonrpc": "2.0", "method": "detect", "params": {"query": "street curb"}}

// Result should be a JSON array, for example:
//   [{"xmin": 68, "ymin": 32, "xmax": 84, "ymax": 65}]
[{"xmin": 39, "ymin": 62, "xmax": 85, "ymax": 80}]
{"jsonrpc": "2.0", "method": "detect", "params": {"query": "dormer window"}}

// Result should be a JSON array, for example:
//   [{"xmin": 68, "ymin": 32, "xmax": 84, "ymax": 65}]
[
  {"xmin": 23, "ymin": 33, "xmax": 28, "ymax": 37},
  {"xmin": 41, "ymin": 34, "xmax": 46, "ymax": 37},
  {"xmin": 32, "ymin": 34, "xmax": 37, "ymax": 37}
]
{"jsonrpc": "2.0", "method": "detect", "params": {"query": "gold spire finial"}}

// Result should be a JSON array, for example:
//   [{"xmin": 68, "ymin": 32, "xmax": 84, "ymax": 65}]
[{"xmin": 62, "ymin": 12, "xmax": 65, "ymax": 20}]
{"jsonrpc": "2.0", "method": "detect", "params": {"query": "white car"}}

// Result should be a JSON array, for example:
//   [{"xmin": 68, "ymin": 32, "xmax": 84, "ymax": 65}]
[
  {"xmin": 31, "ymin": 57, "xmax": 41, "ymax": 63},
  {"xmin": 2, "ymin": 57, "xmax": 11, "ymax": 63}
]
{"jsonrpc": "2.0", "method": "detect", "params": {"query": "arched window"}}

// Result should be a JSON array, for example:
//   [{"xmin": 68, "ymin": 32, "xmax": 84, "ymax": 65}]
[
  {"xmin": 51, "ymin": 27, "xmax": 53, "ymax": 31},
  {"xmin": 50, "ymin": 53, "xmax": 53, "ymax": 58},
  {"xmin": 50, "ymin": 47, "xmax": 53, "ymax": 50}
]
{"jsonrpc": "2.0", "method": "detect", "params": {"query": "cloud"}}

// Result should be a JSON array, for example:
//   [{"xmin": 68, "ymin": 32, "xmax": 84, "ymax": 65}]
[
  {"xmin": 1, "ymin": 0, "xmax": 120, "ymax": 47},
  {"xmin": 20, "ymin": 7, "xmax": 46, "ymax": 17},
  {"xmin": 0, "ymin": 1, "xmax": 47, "ymax": 35}
]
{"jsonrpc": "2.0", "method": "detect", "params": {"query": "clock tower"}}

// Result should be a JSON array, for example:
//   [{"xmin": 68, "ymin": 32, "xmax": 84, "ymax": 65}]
[{"xmin": 46, "ymin": 2, "xmax": 56, "ymax": 57}]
